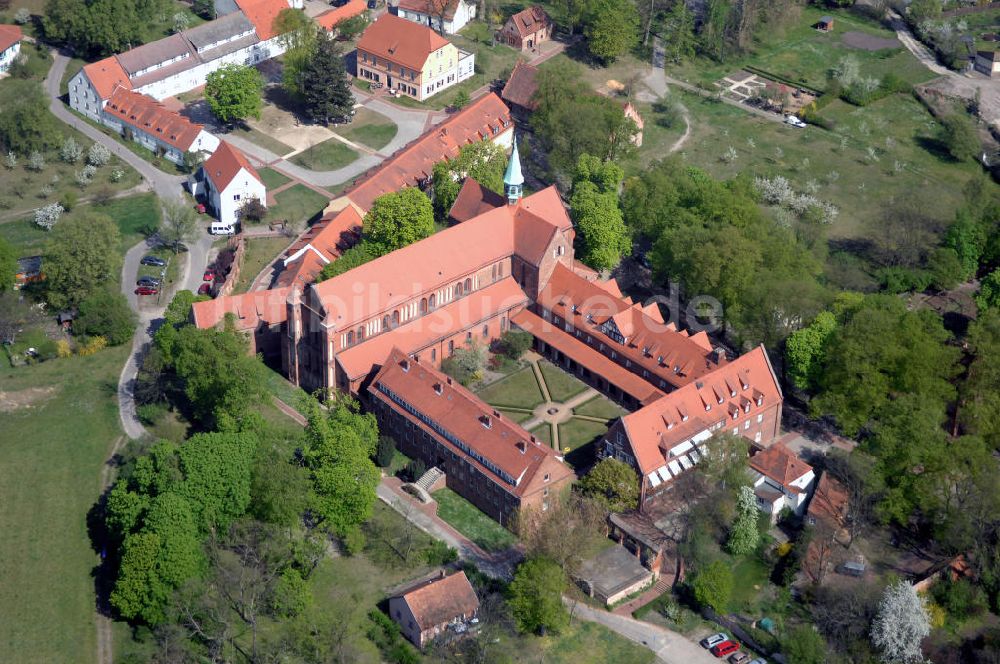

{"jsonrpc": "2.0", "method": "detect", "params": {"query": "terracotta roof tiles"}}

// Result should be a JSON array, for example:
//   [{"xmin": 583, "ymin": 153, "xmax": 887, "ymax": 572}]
[
  {"xmin": 750, "ymin": 441, "xmax": 812, "ymax": 488},
  {"xmin": 316, "ymin": 0, "xmax": 367, "ymax": 31},
  {"xmin": 506, "ymin": 5, "xmax": 550, "ymax": 39},
  {"xmin": 235, "ymin": 0, "xmax": 291, "ymax": 40},
  {"xmin": 448, "ymin": 177, "xmax": 505, "ymax": 224},
  {"xmin": 500, "ymin": 60, "xmax": 538, "ymax": 110},
  {"xmin": 397, "ymin": 0, "xmax": 462, "ymax": 20},
  {"xmin": 82, "ymin": 57, "xmax": 133, "ymax": 99},
  {"xmin": 394, "ymin": 571, "xmax": 479, "ymax": 631},
  {"xmin": 0, "ymin": 24, "xmax": 23, "ymax": 52},
  {"xmin": 357, "ymin": 13, "xmax": 450, "ymax": 71},
  {"xmin": 203, "ymin": 140, "xmax": 261, "ymax": 191},
  {"xmin": 105, "ymin": 88, "xmax": 207, "ymax": 152}
]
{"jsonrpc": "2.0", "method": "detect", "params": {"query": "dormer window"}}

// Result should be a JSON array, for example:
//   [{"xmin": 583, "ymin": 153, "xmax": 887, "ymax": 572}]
[
  {"xmin": 673, "ymin": 366, "xmax": 680, "ymax": 374},
  {"xmin": 480, "ymin": 415, "xmax": 492, "ymax": 429},
  {"xmin": 730, "ymin": 389, "xmax": 737, "ymax": 397},
  {"xmin": 704, "ymin": 404, "xmax": 711, "ymax": 412},
  {"xmin": 433, "ymin": 382, "xmax": 443, "ymax": 395},
  {"xmin": 756, "ymin": 396, "xmax": 763, "ymax": 406},
  {"xmin": 717, "ymin": 396, "xmax": 724, "ymax": 404},
  {"xmin": 744, "ymin": 403, "xmax": 751, "ymax": 413},
  {"xmin": 681, "ymin": 414, "xmax": 689, "ymax": 422}
]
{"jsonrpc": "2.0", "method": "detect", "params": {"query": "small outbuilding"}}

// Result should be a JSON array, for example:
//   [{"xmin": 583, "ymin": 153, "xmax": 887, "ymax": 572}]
[
  {"xmin": 14, "ymin": 256, "xmax": 43, "ymax": 289},
  {"xmin": 816, "ymin": 16, "xmax": 834, "ymax": 32},
  {"xmin": 975, "ymin": 50, "xmax": 1000, "ymax": 77},
  {"xmin": 388, "ymin": 570, "xmax": 480, "ymax": 648}
]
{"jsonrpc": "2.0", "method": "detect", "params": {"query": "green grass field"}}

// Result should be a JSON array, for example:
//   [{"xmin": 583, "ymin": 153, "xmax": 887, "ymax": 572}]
[
  {"xmin": 256, "ymin": 167, "xmax": 291, "ymax": 190},
  {"xmin": 573, "ymin": 394, "xmax": 628, "ymax": 420},
  {"xmin": 538, "ymin": 360, "xmax": 590, "ymax": 402},
  {"xmin": 228, "ymin": 126, "xmax": 295, "ymax": 158},
  {"xmin": 290, "ymin": 139, "xmax": 359, "ymax": 170},
  {"xmin": 432, "ymin": 487, "xmax": 517, "ymax": 552},
  {"xmin": 0, "ymin": 345, "xmax": 130, "ymax": 664},
  {"xmin": 475, "ymin": 367, "xmax": 545, "ymax": 410},
  {"xmin": 231, "ymin": 236, "xmax": 290, "ymax": 295},
  {"xmin": 334, "ymin": 108, "xmax": 398, "ymax": 150},
  {"xmin": 529, "ymin": 422, "xmax": 554, "ymax": 446},
  {"xmin": 501, "ymin": 620, "xmax": 656, "ymax": 664},
  {"xmin": 267, "ymin": 184, "xmax": 330, "ymax": 227}
]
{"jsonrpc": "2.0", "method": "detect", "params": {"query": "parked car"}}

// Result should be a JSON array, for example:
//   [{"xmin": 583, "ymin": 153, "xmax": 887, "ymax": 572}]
[
  {"xmin": 197, "ymin": 283, "xmax": 213, "ymax": 296},
  {"xmin": 136, "ymin": 276, "xmax": 161, "ymax": 287},
  {"xmin": 701, "ymin": 634, "xmax": 729, "ymax": 649},
  {"xmin": 748, "ymin": 659, "xmax": 768, "ymax": 664},
  {"xmin": 729, "ymin": 652, "xmax": 752, "ymax": 664},
  {"xmin": 195, "ymin": 203, "xmax": 207, "ymax": 214},
  {"xmin": 140, "ymin": 255, "xmax": 166, "ymax": 267},
  {"xmin": 203, "ymin": 269, "xmax": 216, "ymax": 282},
  {"xmin": 135, "ymin": 286, "xmax": 159, "ymax": 296},
  {"xmin": 785, "ymin": 114, "xmax": 807, "ymax": 128},
  {"xmin": 711, "ymin": 641, "xmax": 740, "ymax": 658}
]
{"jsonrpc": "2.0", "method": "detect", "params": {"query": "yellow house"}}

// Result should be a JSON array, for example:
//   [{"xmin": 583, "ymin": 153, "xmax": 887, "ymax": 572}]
[{"xmin": 356, "ymin": 14, "xmax": 475, "ymax": 101}]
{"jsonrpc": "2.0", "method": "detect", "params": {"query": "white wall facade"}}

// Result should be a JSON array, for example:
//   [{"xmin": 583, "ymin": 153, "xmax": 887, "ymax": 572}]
[
  {"xmin": 207, "ymin": 166, "xmax": 266, "ymax": 225},
  {"xmin": 0, "ymin": 41, "xmax": 21, "ymax": 72},
  {"xmin": 419, "ymin": 50, "xmax": 474, "ymax": 100},
  {"xmin": 68, "ymin": 70, "xmax": 105, "ymax": 121},
  {"xmin": 397, "ymin": 0, "xmax": 476, "ymax": 34}
]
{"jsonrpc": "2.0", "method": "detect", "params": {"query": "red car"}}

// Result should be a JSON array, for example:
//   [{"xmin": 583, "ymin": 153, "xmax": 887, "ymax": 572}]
[
  {"xmin": 197, "ymin": 283, "xmax": 213, "ymax": 296},
  {"xmin": 195, "ymin": 203, "xmax": 206, "ymax": 214},
  {"xmin": 135, "ymin": 285, "xmax": 158, "ymax": 296},
  {"xmin": 711, "ymin": 641, "xmax": 740, "ymax": 658},
  {"xmin": 203, "ymin": 269, "xmax": 216, "ymax": 282}
]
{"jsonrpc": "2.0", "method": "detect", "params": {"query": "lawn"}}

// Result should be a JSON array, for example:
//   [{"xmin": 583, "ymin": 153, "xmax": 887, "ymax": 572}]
[
  {"xmin": 728, "ymin": 555, "xmax": 772, "ymax": 614},
  {"xmin": 231, "ymin": 236, "xmax": 290, "ymax": 295},
  {"xmin": 475, "ymin": 366, "xmax": 545, "ymax": 410},
  {"xmin": 500, "ymin": 619, "xmax": 656, "ymax": 664},
  {"xmin": 538, "ymin": 360, "xmax": 590, "ymax": 402},
  {"xmin": 256, "ymin": 167, "xmax": 291, "ymax": 189},
  {"xmin": 227, "ymin": 125, "xmax": 295, "ymax": 158},
  {"xmin": 529, "ymin": 422, "xmax": 553, "ymax": 446},
  {"xmin": 432, "ymin": 487, "xmax": 517, "ymax": 552},
  {"xmin": 498, "ymin": 407, "xmax": 534, "ymax": 424},
  {"xmin": 262, "ymin": 364, "xmax": 312, "ymax": 416},
  {"xmin": 573, "ymin": 394, "xmax": 628, "ymax": 420},
  {"xmin": 558, "ymin": 417, "xmax": 611, "ymax": 469},
  {"xmin": 0, "ymin": 345, "xmax": 131, "ymax": 664},
  {"xmin": 267, "ymin": 184, "xmax": 330, "ymax": 227},
  {"xmin": 334, "ymin": 107, "xmax": 398, "ymax": 151},
  {"xmin": 290, "ymin": 138, "xmax": 359, "ymax": 170}
]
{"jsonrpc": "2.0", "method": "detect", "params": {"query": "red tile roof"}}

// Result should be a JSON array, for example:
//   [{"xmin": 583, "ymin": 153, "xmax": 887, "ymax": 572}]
[
  {"xmin": 370, "ymin": 347, "xmax": 575, "ymax": 492},
  {"xmin": 336, "ymin": 277, "xmax": 528, "ymax": 380},
  {"xmin": 505, "ymin": 5, "xmax": 550, "ymax": 38},
  {"xmin": 621, "ymin": 345, "xmax": 783, "ymax": 476},
  {"xmin": 312, "ymin": 186, "xmax": 569, "ymax": 332},
  {"xmin": 357, "ymin": 13, "xmax": 449, "ymax": 71},
  {"xmin": 0, "ymin": 24, "xmax": 22, "ymax": 52},
  {"xmin": 394, "ymin": 571, "xmax": 480, "ymax": 630},
  {"xmin": 346, "ymin": 93, "xmax": 513, "ymax": 212},
  {"xmin": 275, "ymin": 206, "xmax": 363, "ymax": 288},
  {"xmin": 204, "ymin": 140, "xmax": 261, "ymax": 192},
  {"xmin": 750, "ymin": 442, "xmax": 813, "ymax": 488},
  {"xmin": 807, "ymin": 472, "xmax": 849, "ymax": 526},
  {"xmin": 191, "ymin": 287, "xmax": 290, "ymax": 331},
  {"xmin": 105, "ymin": 88, "xmax": 206, "ymax": 151},
  {"xmin": 500, "ymin": 60, "xmax": 538, "ymax": 110},
  {"xmin": 82, "ymin": 57, "xmax": 133, "ymax": 100},
  {"xmin": 397, "ymin": 0, "xmax": 462, "ymax": 20},
  {"xmin": 235, "ymin": 0, "xmax": 290, "ymax": 40},
  {"xmin": 448, "ymin": 177, "xmax": 505, "ymax": 224},
  {"xmin": 316, "ymin": 0, "xmax": 367, "ymax": 31}
]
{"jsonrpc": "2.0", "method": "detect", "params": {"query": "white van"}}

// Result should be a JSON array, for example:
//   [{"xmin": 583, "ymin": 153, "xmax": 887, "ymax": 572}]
[{"xmin": 210, "ymin": 221, "xmax": 238, "ymax": 235}]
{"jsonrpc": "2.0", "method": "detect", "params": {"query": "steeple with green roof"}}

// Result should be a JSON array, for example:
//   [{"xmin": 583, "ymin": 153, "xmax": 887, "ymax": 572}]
[{"xmin": 504, "ymin": 138, "xmax": 523, "ymax": 206}]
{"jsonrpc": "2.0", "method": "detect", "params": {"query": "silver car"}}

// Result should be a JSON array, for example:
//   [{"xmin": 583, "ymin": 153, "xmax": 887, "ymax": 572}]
[{"xmin": 700, "ymin": 633, "xmax": 729, "ymax": 649}]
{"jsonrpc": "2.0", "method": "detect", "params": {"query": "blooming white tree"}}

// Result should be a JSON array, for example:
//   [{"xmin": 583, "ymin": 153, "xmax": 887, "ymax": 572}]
[
  {"xmin": 4, "ymin": 151, "xmax": 16, "ymax": 170},
  {"xmin": 76, "ymin": 165, "xmax": 97, "ymax": 187},
  {"xmin": 87, "ymin": 143, "xmax": 111, "ymax": 167},
  {"xmin": 726, "ymin": 486, "xmax": 760, "ymax": 556},
  {"xmin": 871, "ymin": 581, "xmax": 930, "ymax": 664},
  {"xmin": 27, "ymin": 151, "xmax": 45, "ymax": 172},
  {"xmin": 60, "ymin": 137, "xmax": 83, "ymax": 164},
  {"xmin": 34, "ymin": 203, "xmax": 64, "ymax": 230}
]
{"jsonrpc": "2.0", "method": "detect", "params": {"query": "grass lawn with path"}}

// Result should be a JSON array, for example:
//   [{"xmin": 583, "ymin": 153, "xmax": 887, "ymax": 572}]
[
  {"xmin": 256, "ymin": 167, "xmax": 291, "ymax": 189},
  {"xmin": 474, "ymin": 366, "xmax": 545, "ymax": 410},
  {"xmin": 573, "ymin": 394, "xmax": 628, "ymax": 420},
  {"xmin": 529, "ymin": 422, "xmax": 553, "ymax": 446},
  {"xmin": 538, "ymin": 359, "xmax": 589, "ymax": 402},
  {"xmin": 433, "ymin": 487, "xmax": 517, "ymax": 552},
  {"xmin": 498, "ymin": 407, "xmax": 533, "ymax": 424},
  {"xmin": 267, "ymin": 184, "xmax": 330, "ymax": 227},
  {"xmin": 290, "ymin": 138, "xmax": 359, "ymax": 170},
  {"xmin": 501, "ymin": 619, "xmax": 656, "ymax": 664},
  {"xmin": 333, "ymin": 107, "xmax": 398, "ymax": 150},
  {"xmin": 0, "ymin": 345, "xmax": 131, "ymax": 664},
  {"xmin": 228, "ymin": 125, "xmax": 295, "ymax": 158},
  {"xmin": 231, "ymin": 236, "xmax": 291, "ymax": 295}
]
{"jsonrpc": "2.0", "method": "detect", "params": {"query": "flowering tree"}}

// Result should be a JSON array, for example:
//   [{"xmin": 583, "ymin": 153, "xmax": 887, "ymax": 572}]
[
  {"xmin": 871, "ymin": 581, "xmax": 930, "ymax": 663},
  {"xmin": 60, "ymin": 137, "xmax": 83, "ymax": 163},
  {"xmin": 34, "ymin": 203, "xmax": 65, "ymax": 230},
  {"xmin": 726, "ymin": 485, "xmax": 760, "ymax": 556},
  {"xmin": 87, "ymin": 143, "xmax": 111, "ymax": 167}
]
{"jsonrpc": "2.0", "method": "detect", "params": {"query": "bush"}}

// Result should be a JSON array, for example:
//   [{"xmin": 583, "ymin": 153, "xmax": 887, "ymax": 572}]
[
  {"xmin": 932, "ymin": 577, "xmax": 988, "ymax": 619},
  {"xmin": 270, "ymin": 568, "xmax": 312, "ymax": 617},
  {"xmin": 87, "ymin": 142, "xmax": 111, "ymax": 167},
  {"xmin": 403, "ymin": 458, "xmax": 427, "ymax": 482},
  {"xmin": 424, "ymin": 539, "xmax": 458, "ymax": 565},
  {"xmin": 497, "ymin": 329, "xmax": 532, "ymax": 361},
  {"xmin": 690, "ymin": 560, "xmax": 733, "ymax": 613},
  {"xmin": 939, "ymin": 113, "xmax": 980, "ymax": 162},
  {"xmin": 375, "ymin": 435, "xmax": 396, "ymax": 468},
  {"xmin": 60, "ymin": 191, "xmax": 78, "ymax": 211},
  {"xmin": 77, "ymin": 335, "xmax": 108, "ymax": 356},
  {"xmin": 343, "ymin": 526, "xmax": 366, "ymax": 556},
  {"xmin": 239, "ymin": 197, "xmax": 266, "ymax": 223},
  {"xmin": 878, "ymin": 266, "xmax": 932, "ymax": 294},
  {"xmin": 76, "ymin": 291, "xmax": 137, "ymax": 345},
  {"xmin": 136, "ymin": 402, "xmax": 168, "ymax": 425}
]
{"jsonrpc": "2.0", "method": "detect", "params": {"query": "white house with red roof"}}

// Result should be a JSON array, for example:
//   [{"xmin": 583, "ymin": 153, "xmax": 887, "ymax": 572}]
[
  {"xmin": 0, "ymin": 24, "xmax": 22, "ymax": 73},
  {"xmin": 749, "ymin": 442, "xmax": 815, "ymax": 521},
  {"xmin": 396, "ymin": 0, "xmax": 477, "ymax": 35},
  {"xmin": 194, "ymin": 141, "xmax": 266, "ymax": 225}
]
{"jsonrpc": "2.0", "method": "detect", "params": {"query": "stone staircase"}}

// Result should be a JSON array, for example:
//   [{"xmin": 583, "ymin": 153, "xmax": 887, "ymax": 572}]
[{"xmin": 414, "ymin": 466, "xmax": 445, "ymax": 494}]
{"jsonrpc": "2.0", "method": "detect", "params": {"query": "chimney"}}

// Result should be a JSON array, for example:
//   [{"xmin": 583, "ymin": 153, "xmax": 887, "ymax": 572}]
[
  {"xmin": 516, "ymin": 441, "xmax": 527, "ymax": 454},
  {"xmin": 433, "ymin": 382, "xmax": 443, "ymax": 395},
  {"xmin": 713, "ymin": 347, "xmax": 726, "ymax": 364},
  {"xmin": 492, "ymin": 409, "xmax": 501, "ymax": 419}
]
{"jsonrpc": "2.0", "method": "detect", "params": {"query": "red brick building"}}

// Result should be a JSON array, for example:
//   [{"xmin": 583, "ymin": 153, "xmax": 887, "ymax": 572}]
[{"xmin": 496, "ymin": 6, "xmax": 552, "ymax": 52}]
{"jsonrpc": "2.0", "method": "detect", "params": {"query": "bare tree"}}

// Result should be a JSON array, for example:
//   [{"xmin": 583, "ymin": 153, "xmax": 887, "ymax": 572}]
[{"xmin": 515, "ymin": 493, "xmax": 608, "ymax": 578}]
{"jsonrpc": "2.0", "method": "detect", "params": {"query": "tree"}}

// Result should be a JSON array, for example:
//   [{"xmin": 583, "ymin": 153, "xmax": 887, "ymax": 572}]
[
  {"xmin": 300, "ymin": 37, "xmax": 354, "ymax": 125},
  {"xmin": 570, "ymin": 155, "xmax": 630, "ymax": 271},
  {"xmin": 44, "ymin": 212, "xmax": 120, "ymax": 309},
  {"xmin": 578, "ymin": 458, "xmax": 639, "ymax": 512},
  {"xmin": 374, "ymin": 435, "xmax": 396, "ymax": 468},
  {"xmin": 0, "ymin": 80, "xmax": 61, "ymax": 155},
  {"xmin": 960, "ymin": 311, "xmax": 1000, "ymax": 450},
  {"xmin": 249, "ymin": 442, "xmax": 311, "ymax": 527},
  {"xmin": 178, "ymin": 431, "xmax": 258, "ymax": 533},
  {"xmin": 870, "ymin": 581, "xmax": 930, "ymax": 664},
  {"xmin": 785, "ymin": 310, "xmax": 837, "ymax": 391},
  {"xmin": 783, "ymin": 625, "xmax": 827, "ymax": 664},
  {"xmin": 205, "ymin": 64, "xmax": 264, "ymax": 126},
  {"xmin": 725, "ymin": 485, "xmax": 760, "ymax": 555},
  {"xmin": 977, "ymin": 268, "xmax": 1000, "ymax": 311},
  {"xmin": 516, "ymin": 493, "xmax": 607, "ymax": 577},
  {"xmin": 0, "ymin": 237, "xmax": 16, "ymax": 291},
  {"xmin": 508, "ymin": 557, "xmax": 569, "ymax": 635},
  {"xmin": 76, "ymin": 290, "xmax": 136, "ymax": 345},
  {"xmin": 362, "ymin": 188, "xmax": 435, "ymax": 257},
  {"xmin": 161, "ymin": 200, "xmax": 199, "ymax": 252},
  {"xmin": 690, "ymin": 560, "xmax": 733, "ymax": 613},
  {"xmin": 939, "ymin": 113, "xmax": 979, "ymax": 162},
  {"xmin": 441, "ymin": 339, "xmax": 487, "ymax": 385},
  {"xmin": 276, "ymin": 8, "xmax": 319, "ymax": 99},
  {"xmin": 660, "ymin": 1, "xmax": 696, "ymax": 64},
  {"xmin": 498, "ymin": 329, "xmax": 532, "ymax": 360},
  {"xmin": 240, "ymin": 198, "xmax": 267, "ymax": 224},
  {"xmin": 583, "ymin": 0, "xmax": 639, "ymax": 62},
  {"xmin": 192, "ymin": 0, "xmax": 215, "ymax": 19},
  {"xmin": 431, "ymin": 140, "xmax": 507, "ymax": 218}
]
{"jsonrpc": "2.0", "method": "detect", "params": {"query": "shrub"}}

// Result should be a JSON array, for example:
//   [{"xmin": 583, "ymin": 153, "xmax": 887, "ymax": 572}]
[
  {"xmin": 404, "ymin": 458, "xmax": 427, "ymax": 482},
  {"xmin": 77, "ymin": 336, "xmax": 108, "ymax": 356},
  {"xmin": 497, "ymin": 329, "xmax": 533, "ymax": 361},
  {"xmin": 76, "ymin": 164, "xmax": 97, "ymax": 187},
  {"xmin": 424, "ymin": 539, "xmax": 458, "ymax": 565},
  {"xmin": 56, "ymin": 339, "xmax": 72, "ymax": 358},
  {"xmin": 375, "ymin": 435, "xmax": 396, "ymax": 468},
  {"xmin": 239, "ymin": 197, "xmax": 266, "ymax": 223},
  {"xmin": 343, "ymin": 526, "xmax": 366, "ymax": 556},
  {"xmin": 13, "ymin": 7, "xmax": 30, "ymax": 24},
  {"xmin": 690, "ymin": 560, "xmax": 733, "ymax": 613},
  {"xmin": 76, "ymin": 291, "xmax": 137, "ymax": 345},
  {"xmin": 34, "ymin": 202, "xmax": 64, "ymax": 230},
  {"xmin": 269, "ymin": 568, "xmax": 311, "ymax": 617},
  {"xmin": 87, "ymin": 142, "xmax": 111, "ymax": 167},
  {"xmin": 27, "ymin": 151, "xmax": 45, "ymax": 171},
  {"xmin": 932, "ymin": 577, "xmax": 988, "ymax": 619},
  {"xmin": 136, "ymin": 402, "xmax": 168, "ymax": 425},
  {"xmin": 60, "ymin": 137, "xmax": 83, "ymax": 163},
  {"xmin": 60, "ymin": 191, "xmax": 78, "ymax": 211}
]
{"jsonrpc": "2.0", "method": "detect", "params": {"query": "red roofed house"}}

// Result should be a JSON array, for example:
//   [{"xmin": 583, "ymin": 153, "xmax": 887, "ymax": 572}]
[
  {"xmin": 807, "ymin": 472, "xmax": 849, "ymax": 534},
  {"xmin": 500, "ymin": 60, "xmax": 539, "ymax": 119},
  {"xmin": 316, "ymin": 0, "xmax": 367, "ymax": 32},
  {"xmin": 274, "ymin": 206, "xmax": 363, "ymax": 288},
  {"xmin": 194, "ymin": 141, "xmax": 266, "ymax": 226},
  {"xmin": 103, "ymin": 88, "xmax": 219, "ymax": 165},
  {"xmin": 0, "ymin": 24, "xmax": 23, "ymax": 73},
  {"xmin": 191, "ymin": 287, "xmax": 289, "ymax": 362},
  {"xmin": 388, "ymin": 571, "xmax": 480, "ymax": 648},
  {"xmin": 396, "ymin": 0, "xmax": 477, "ymax": 35},
  {"xmin": 749, "ymin": 441, "xmax": 815, "ymax": 521},
  {"xmin": 496, "ymin": 6, "xmax": 552, "ymax": 52},
  {"xmin": 355, "ymin": 14, "xmax": 474, "ymax": 101}
]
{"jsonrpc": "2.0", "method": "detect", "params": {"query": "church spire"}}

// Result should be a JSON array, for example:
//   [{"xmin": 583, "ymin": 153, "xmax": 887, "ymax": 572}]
[{"xmin": 504, "ymin": 138, "xmax": 524, "ymax": 206}]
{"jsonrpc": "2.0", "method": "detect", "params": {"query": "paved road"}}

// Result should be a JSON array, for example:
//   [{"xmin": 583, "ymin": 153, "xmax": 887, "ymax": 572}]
[{"xmin": 566, "ymin": 600, "xmax": 721, "ymax": 664}]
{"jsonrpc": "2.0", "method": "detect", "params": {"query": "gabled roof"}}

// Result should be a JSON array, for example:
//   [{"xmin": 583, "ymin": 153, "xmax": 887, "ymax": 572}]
[
  {"xmin": 356, "ymin": 13, "xmax": 450, "ymax": 71},
  {"xmin": 235, "ymin": 0, "xmax": 291, "ymax": 40},
  {"xmin": 807, "ymin": 472, "xmax": 849, "ymax": 526},
  {"xmin": 750, "ymin": 442, "xmax": 812, "ymax": 487},
  {"xmin": 505, "ymin": 5, "xmax": 550, "ymax": 38},
  {"xmin": 81, "ymin": 57, "xmax": 133, "ymax": 99},
  {"xmin": 448, "ymin": 177, "xmax": 505, "ymax": 224},
  {"xmin": 345, "ymin": 93, "xmax": 513, "ymax": 212},
  {"xmin": 105, "ymin": 88, "xmax": 208, "ymax": 151},
  {"xmin": 0, "ymin": 24, "xmax": 23, "ymax": 52},
  {"xmin": 203, "ymin": 141, "xmax": 261, "ymax": 191},
  {"xmin": 191, "ymin": 287, "xmax": 290, "ymax": 330},
  {"xmin": 183, "ymin": 11, "xmax": 255, "ymax": 50},
  {"xmin": 275, "ymin": 207, "xmax": 363, "ymax": 288},
  {"xmin": 393, "ymin": 572, "xmax": 479, "ymax": 630},
  {"xmin": 397, "ymin": 0, "xmax": 463, "ymax": 20},
  {"xmin": 116, "ymin": 33, "xmax": 194, "ymax": 76},
  {"xmin": 500, "ymin": 60, "xmax": 538, "ymax": 110},
  {"xmin": 316, "ymin": 0, "xmax": 367, "ymax": 31}
]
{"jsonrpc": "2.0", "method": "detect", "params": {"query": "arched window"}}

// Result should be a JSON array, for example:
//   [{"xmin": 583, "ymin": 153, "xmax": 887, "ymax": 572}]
[
  {"xmin": 491, "ymin": 264, "xmax": 497, "ymax": 281},
  {"xmin": 382, "ymin": 315, "xmax": 390, "ymax": 331},
  {"xmin": 498, "ymin": 262, "xmax": 504, "ymax": 278},
  {"xmin": 347, "ymin": 330, "xmax": 355, "ymax": 346},
  {"xmin": 455, "ymin": 282, "xmax": 464, "ymax": 297},
  {"xmin": 429, "ymin": 294, "xmax": 436, "ymax": 309},
  {"xmin": 420, "ymin": 297, "xmax": 428, "ymax": 314},
  {"xmin": 464, "ymin": 278, "xmax": 472, "ymax": 292},
  {"xmin": 482, "ymin": 324, "xmax": 489, "ymax": 338},
  {"xmin": 392, "ymin": 310, "xmax": 400, "ymax": 326},
  {"xmin": 357, "ymin": 325, "xmax": 365, "ymax": 342}
]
